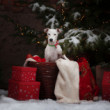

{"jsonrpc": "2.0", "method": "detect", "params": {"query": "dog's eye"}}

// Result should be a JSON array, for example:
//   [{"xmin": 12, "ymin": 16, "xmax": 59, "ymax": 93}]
[
  {"xmin": 54, "ymin": 34, "xmax": 56, "ymax": 36},
  {"xmin": 48, "ymin": 33, "xmax": 50, "ymax": 36}
]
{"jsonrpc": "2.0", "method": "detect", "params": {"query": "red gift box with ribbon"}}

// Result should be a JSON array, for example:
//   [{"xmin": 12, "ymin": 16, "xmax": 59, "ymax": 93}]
[
  {"xmin": 8, "ymin": 79, "xmax": 40, "ymax": 100},
  {"xmin": 12, "ymin": 66, "xmax": 37, "ymax": 82}
]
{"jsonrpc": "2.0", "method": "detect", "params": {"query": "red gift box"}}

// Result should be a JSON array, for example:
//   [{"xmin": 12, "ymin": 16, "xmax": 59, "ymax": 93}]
[
  {"xmin": 12, "ymin": 66, "xmax": 37, "ymax": 82},
  {"xmin": 102, "ymin": 71, "xmax": 110, "ymax": 101},
  {"xmin": 8, "ymin": 79, "xmax": 40, "ymax": 100}
]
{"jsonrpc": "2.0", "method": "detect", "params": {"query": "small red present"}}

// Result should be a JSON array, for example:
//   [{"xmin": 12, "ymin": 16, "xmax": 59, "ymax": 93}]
[
  {"xmin": 8, "ymin": 79, "xmax": 40, "ymax": 100},
  {"xmin": 102, "ymin": 71, "xmax": 110, "ymax": 101},
  {"xmin": 12, "ymin": 66, "xmax": 37, "ymax": 82}
]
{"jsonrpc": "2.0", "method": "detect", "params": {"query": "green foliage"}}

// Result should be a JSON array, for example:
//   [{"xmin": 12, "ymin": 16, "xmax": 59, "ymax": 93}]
[
  {"xmin": 0, "ymin": 0, "xmax": 110, "ymax": 66},
  {"xmin": 60, "ymin": 31, "xmax": 110, "ymax": 66}
]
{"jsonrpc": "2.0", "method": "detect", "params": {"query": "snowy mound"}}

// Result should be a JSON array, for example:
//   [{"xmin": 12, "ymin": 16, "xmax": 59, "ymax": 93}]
[{"xmin": 0, "ymin": 89, "xmax": 110, "ymax": 110}]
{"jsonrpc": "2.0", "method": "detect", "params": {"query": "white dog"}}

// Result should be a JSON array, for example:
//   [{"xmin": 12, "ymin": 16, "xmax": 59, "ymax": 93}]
[{"xmin": 44, "ymin": 28, "xmax": 62, "ymax": 62}]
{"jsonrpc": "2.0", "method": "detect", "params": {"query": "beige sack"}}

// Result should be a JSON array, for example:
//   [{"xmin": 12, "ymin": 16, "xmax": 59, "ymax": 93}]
[{"xmin": 54, "ymin": 58, "xmax": 80, "ymax": 103}]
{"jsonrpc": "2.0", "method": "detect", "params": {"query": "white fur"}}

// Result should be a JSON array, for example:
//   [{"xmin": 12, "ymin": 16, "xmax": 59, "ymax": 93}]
[{"xmin": 44, "ymin": 28, "xmax": 62, "ymax": 62}]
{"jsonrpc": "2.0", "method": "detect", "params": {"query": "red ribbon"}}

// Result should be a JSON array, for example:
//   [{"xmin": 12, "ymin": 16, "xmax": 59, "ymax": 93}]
[{"xmin": 55, "ymin": 41, "xmax": 59, "ymax": 48}]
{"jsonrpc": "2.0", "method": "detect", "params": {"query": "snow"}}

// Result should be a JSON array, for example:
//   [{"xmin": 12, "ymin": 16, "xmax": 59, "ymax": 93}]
[
  {"xmin": 64, "ymin": 22, "xmax": 70, "ymax": 27},
  {"xmin": 0, "ymin": 89, "xmax": 110, "ymax": 110},
  {"xmin": 31, "ymin": 3, "xmax": 40, "ymax": 11},
  {"xmin": 31, "ymin": 2, "xmax": 55, "ymax": 12},
  {"xmin": 73, "ymin": 12, "xmax": 81, "ymax": 20},
  {"xmin": 0, "ymin": 90, "xmax": 8, "ymax": 96},
  {"xmin": 46, "ymin": 7, "xmax": 55, "ymax": 12},
  {"xmin": 31, "ymin": 2, "xmax": 56, "ymax": 28},
  {"xmin": 59, "ymin": 29, "xmax": 98, "ymax": 46},
  {"xmin": 57, "ymin": 0, "xmax": 65, "ymax": 4},
  {"xmin": 85, "ymin": 30, "xmax": 97, "ymax": 43},
  {"xmin": 46, "ymin": 15, "xmax": 59, "ymax": 28},
  {"xmin": 40, "ymin": 5, "xmax": 46, "ymax": 12},
  {"xmin": 104, "ymin": 34, "xmax": 110, "ymax": 42},
  {"xmin": 70, "ymin": 36, "xmax": 80, "ymax": 44}
]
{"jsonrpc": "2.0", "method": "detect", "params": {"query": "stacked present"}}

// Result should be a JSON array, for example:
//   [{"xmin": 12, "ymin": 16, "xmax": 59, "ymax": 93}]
[{"xmin": 8, "ymin": 66, "xmax": 40, "ymax": 100}]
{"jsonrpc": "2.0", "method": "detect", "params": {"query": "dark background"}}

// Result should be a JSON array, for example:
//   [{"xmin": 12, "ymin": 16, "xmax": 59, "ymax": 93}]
[{"xmin": 0, "ymin": 0, "xmax": 110, "ymax": 89}]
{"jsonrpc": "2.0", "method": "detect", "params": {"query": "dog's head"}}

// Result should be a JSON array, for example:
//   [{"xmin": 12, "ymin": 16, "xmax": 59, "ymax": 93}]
[{"xmin": 44, "ymin": 28, "xmax": 61, "ymax": 45}]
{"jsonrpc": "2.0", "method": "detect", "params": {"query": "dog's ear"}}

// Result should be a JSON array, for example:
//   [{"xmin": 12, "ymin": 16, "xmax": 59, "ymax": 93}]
[
  {"xmin": 57, "ymin": 28, "xmax": 62, "ymax": 33},
  {"xmin": 44, "ymin": 28, "xmax": 49, "ymax": 33}
]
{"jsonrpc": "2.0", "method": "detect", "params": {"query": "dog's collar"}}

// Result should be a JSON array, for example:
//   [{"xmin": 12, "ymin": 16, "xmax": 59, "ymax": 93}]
[{"xmin": 48, "ymin": 41, "xmax": 59, "ymax": 48}]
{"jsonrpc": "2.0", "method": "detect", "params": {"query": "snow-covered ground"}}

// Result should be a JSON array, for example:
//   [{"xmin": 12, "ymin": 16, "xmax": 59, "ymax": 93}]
[{"xmin": 0, "ymin": 89, "xmax": 110, "ymax": 110}]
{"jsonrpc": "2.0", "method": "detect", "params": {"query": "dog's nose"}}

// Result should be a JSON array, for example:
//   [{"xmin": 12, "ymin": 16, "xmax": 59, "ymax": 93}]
[{"xmin": 49, "ymin": 38, "xmax": 53, "ymax": 42}]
